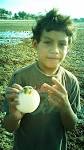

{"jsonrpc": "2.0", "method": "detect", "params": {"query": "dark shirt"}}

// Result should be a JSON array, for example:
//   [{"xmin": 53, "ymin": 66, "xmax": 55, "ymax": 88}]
[{"xmin": 3, "ymin": 62, "xmax": 81, "ymax": 150}]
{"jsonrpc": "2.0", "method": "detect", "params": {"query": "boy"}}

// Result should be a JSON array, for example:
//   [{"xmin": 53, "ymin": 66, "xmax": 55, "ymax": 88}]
[{"xmin": 3, "ymin": 9, "xmax": 81, "ymax": 150}]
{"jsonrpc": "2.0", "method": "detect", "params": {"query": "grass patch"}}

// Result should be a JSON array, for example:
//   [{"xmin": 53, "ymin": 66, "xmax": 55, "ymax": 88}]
[{"xmin": 0, "ymin": 20, "xmax": 36, "ymax": 31}]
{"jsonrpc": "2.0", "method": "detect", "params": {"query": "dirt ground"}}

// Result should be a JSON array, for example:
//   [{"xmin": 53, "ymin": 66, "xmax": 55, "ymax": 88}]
[{"xmin": 67, "ymin": 123, "xmax": 84, "ymax": 150}]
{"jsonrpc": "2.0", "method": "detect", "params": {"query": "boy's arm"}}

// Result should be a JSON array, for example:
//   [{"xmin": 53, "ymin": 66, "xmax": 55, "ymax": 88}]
[
  {"xmin": 2, "ymin": 71, "xmax": 24, "ymax": 132},
  {"xmin": 43, "ymin": 77, "xmax": 80, "ymax": 130},
  {"xmin": 59, "ymin": 101, "xmax": 78, "ymax": 130},
  {"xmin": 3, "ymin": 112, "xmax": 21, "ymax": 133},
  {"xmin": 3, "ymin": 97, "xmax": 24, "ymax": 132},
  {"xmin": 3, "ymin": 84, "xmax": 24, "ymax": 133},
  {"xmin": 60, "ymin": 80, "xmax": 80, "ymax": 130}
]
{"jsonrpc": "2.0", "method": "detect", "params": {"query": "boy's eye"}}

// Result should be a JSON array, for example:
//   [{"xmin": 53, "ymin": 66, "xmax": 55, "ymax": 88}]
[
  {"xmin": 43, "ymin": 41, "xmax": 51, "ymax": 44},
  {"xmin": 59, "ymin": 43, "xmax": 67, "ymax": 47}
]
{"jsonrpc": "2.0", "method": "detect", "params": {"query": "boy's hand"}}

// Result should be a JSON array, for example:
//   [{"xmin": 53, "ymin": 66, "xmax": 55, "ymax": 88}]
[
  {"xmin": 42, "ymin": 77, "xmax": 70, "ymax": 111},
  {"xmin": 5, "ymin": 84, "xmax": 24, "ymax": 120}
]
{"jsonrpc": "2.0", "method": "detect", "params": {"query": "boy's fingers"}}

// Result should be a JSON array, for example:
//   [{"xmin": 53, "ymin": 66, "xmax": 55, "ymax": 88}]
[
  {"xmin": 43, "ymin": 83, "xmax": 63, "ymax": 100},
  {"xmin": 52, "ymin": 77, "xmax": 63, "ymax": 88},
  {"xmin": 6, "ymin": 93, "xmax": 18, "ymax": 101},
  {"xmin": 5, "ymin": 87, "xmax": 20, "ymax": 101},
  {"xmin": 12, "ymin": 84, "xmax": 23, "ymax": 90},
  {"xmin": 42, "ymin": 83, "xmax": 57, "ymax": 93},
  {"xmin": 52, "ymin": 77, "xmax": 67, "ymax": 94},
  {"xmin": 6, "ymin": 87, "xmax": 20, "ymax": 94},
  {"xmin": 43, "ymin": 80, "xmax": 67, "ymax": 96}
]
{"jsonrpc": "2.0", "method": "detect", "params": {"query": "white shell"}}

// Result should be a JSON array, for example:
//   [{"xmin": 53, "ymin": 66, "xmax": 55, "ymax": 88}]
[{"xmin": 16, "ymin": 86, "xmax": 40, "ymax": 113}]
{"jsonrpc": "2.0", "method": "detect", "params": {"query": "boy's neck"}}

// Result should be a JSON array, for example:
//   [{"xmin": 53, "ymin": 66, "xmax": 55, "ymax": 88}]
[{"xmin": 37, "ymin": 62, "xmax": 60, "ymax": 76}]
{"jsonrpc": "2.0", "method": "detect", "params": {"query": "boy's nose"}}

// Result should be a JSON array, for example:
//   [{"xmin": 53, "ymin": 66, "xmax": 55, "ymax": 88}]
[
  {"xmin": 54, "ymin": 47, "xmax": 59, "ymax": 53},
  {"xmin": 50, "ymin": 45, "xmax": 59, "ymax": 53}
]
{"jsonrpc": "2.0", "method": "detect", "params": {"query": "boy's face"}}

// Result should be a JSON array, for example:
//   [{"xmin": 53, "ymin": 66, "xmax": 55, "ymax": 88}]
[{"xmin": 33, "ymin": 30, "xmax": 69, "ymax": 74}]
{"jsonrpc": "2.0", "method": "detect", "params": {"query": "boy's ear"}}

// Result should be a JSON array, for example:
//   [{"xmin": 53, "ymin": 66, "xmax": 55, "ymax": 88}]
[{"xmin": 32, "ymin": 40, "xmax": 38, "ymax": 48}]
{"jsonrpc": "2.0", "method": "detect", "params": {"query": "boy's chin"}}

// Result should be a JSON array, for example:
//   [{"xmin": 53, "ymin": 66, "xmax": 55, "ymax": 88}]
[
  {"xmin": 45, "ymin": 63, "xmax": 59, "ymax": 69},
  {"xmin": 46, "ymin": 64, "xmax": 59, "ymax": 70}
]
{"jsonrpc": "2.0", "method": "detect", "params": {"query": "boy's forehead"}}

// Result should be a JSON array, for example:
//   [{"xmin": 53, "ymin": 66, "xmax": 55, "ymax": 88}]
[{"xmin": 41, "ymin": 30, "xmax": 68, "ymax": 41}]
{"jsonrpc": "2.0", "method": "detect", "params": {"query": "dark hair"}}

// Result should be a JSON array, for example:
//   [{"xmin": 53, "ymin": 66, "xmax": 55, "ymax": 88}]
[{"xmin": 32, "ymin": 9, "xmax": 74, "ymax": 44}]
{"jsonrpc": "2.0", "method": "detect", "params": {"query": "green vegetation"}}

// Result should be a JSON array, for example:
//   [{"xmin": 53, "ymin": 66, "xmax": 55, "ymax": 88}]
[
  {"xmin": 0, "ymin": 22, "xmax": 84, "ymax": 150},
  {"xmin": 0, "ymin": 8, "xmax": 42, "ymax": 20},
  {"xmin": 0, "ymin": 20, "xmax": 36, "ymax": 31}
]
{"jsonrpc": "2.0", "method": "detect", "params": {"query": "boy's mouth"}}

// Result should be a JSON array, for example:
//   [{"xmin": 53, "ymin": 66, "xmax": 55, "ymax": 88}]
[
  {"xmin": 47, "ymin": 54, "xmax": 60, "ymax": 59},
  {"xmin": 47, "ymin": 57, "xmax": 59, "ymax": 59}
]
